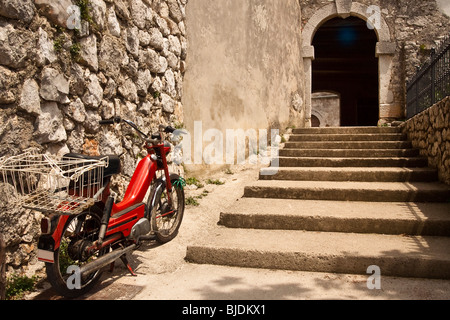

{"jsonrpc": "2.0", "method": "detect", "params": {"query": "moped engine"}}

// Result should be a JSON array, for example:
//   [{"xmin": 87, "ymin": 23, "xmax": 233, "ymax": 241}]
[
  {"xmin": 130, "ymin": 218, "xmax": 151, "ymax": 241},
  {"xmin": 68, "ymin": 239, "xmax": 94, "ymax": 262}
]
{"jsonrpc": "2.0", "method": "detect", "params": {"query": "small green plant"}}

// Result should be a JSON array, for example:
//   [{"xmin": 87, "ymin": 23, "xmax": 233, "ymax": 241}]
[
  {"xmin": 70, "ymin": 42, "xmax": 81, "ymax": 60},
  {"xmin": 53, "ymin": 34, "xmax": 65, "ymax": 52},
  {"xmin": 153, "ymin": 91, "xmax": 161, "ymax": 99},
  {"xmin": 6, "ymin": 274, "xmax": 39, "ymax": 300},
  {"xmin": 186, "ymin": 177, "xmax": 204, "ymax": 188},
  {"xmin": 225, "ymin": 168, "xmax": 234, "ymax": 175},
  {"xmin": 206, "ymin": 179, "xmax": 225, "ymax": 185},
  {"xmin": 76, "ymin": 0, "xmax": 93, "ymax": 24},
  {"xmin": 58, "ymin": 240, "xmax": 76, "ymax": 275},
  {"xmin": 174, "ymin": 122, "xmax": 185, "ymax": 130},
  {"xmin": 196, "ymin": 190, "xmax": 210, "ymax": 199},
  {"xmin": 53, "ymin": 40, "xmax": 62, "ymax": 52},
  {"xmin": 186, "ymin": 196, "xmax": 200, "ymax": 206}
]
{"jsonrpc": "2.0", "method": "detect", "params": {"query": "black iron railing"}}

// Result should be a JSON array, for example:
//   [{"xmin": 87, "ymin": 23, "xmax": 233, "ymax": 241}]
[{"xmin": 406, "ymin": 35, "xmax": 450, "ymax": 119}]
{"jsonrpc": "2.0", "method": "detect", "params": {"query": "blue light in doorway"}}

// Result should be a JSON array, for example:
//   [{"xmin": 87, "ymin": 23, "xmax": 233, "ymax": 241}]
[{"xmin": 338, "ymin": 26, "xmax": 357, "ymax": 46}]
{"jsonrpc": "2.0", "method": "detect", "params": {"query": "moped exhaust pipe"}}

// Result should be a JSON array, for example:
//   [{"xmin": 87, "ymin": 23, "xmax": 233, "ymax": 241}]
[{"xmin": 80, "ymin": 244, "xmax": 137, "ymax": 277}]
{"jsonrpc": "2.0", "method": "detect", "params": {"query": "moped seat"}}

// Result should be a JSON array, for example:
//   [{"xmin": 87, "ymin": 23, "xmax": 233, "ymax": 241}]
[{"xmin": 63, "ymin": 153, "xmax": 121, "ymax": 178}]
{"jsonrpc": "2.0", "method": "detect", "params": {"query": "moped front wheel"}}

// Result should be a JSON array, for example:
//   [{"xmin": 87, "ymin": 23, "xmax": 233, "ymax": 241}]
[
  {"xmin": 148, "ymin": 175, "xmax": 185, "ymax": 243},
  {"xmin": 45, "ymin": 208, "xmax": 107, "ymax": 298}
]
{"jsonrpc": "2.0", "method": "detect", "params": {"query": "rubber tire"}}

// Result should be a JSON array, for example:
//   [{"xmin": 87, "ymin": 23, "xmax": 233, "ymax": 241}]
[
  {"xmin": 45, "ymin": 209, "xmax": 105, "ymax": 299},
  {"xmin": 148, "ymin": 175, "xmax": 185, "ymax": 244}
]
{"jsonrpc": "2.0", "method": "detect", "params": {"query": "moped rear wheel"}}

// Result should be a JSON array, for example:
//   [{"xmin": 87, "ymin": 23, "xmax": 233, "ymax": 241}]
[
  {"xmin": 45, "ymin": 208, "xmax": 107, "ymax": 298},
  {"xmin": 148, "ymin": 175, "xmax": 185, "ymax": 243}
]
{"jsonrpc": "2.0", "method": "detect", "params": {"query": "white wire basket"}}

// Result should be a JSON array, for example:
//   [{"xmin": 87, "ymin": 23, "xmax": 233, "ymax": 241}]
[{"xmin": 0, "ymin": 151, "xmax": 109, "ymax": 215}]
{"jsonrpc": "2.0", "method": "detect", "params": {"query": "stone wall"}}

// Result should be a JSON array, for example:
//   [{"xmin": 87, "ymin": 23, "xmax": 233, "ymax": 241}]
[
  {"xmin": 311, "ymin": 92, "xmax": 340, "ymax": 127},
  {"xmin": 299, "ymin": 0, "xmax": 450, "ymax": 124},
  {"xmin": 402, "ymin": 96, "xmax": 450, "ymax": 186},
  {"xmin": 0, "ymin": 0, "xmax": 187, "ymax": 275}
]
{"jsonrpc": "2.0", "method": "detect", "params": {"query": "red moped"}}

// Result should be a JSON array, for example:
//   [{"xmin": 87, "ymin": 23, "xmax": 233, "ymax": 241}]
[{"xmin": 36, "ymin": 117, "xmax": 185, "ymax": 298}]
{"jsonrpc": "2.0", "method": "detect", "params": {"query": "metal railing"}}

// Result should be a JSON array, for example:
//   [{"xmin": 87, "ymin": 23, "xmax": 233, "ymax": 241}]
[{"xmin": 406, "ymin": 35, "xmax": 450, "ymax": 119}]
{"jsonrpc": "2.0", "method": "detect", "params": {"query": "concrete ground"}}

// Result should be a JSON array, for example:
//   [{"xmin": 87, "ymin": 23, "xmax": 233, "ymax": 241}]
[{"xmin": 28, "ymin": 163, "xmax": 450, "ymax": 301}]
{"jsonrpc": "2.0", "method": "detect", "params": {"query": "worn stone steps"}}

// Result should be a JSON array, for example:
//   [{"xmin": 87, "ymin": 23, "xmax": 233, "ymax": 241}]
[
  {"xmin": 278, "ymin": 156, "xmax": 428, "ymax": 168},
  {"xmin": 185, "ymin": 228, "xmax": 450, "ymax": 279},
  {"xmin": 243, "ymin": 180, "xmax": 450, "ymax": 202},
  {"xmin": 279, "ymin": 148, "xmax": 420, "ymax": 158},
  {"xmin": 259, "ymin": 167, "xmax": 438, "ymax": 182},
  {"xmin": 284, "ymin": 141, "xmax": 413, "ymax": 149},
  {"xmin": 292, "ymin": 127, "xmax": 402, "ymax": 134},
  {"xmin": 185, "ymin": 126, "xmax": 450, "ymax": 281},
  {"xmin": 289, "ymin": 133, "xmax": 407, "ymax": 142},
  {"xmin": 218, "ymin": 198, "xmax": 450, "ymax": 236}
]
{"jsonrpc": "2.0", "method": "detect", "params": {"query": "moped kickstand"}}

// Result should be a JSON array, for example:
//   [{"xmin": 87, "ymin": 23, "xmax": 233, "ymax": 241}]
[{"xmin": 108, "ymin": 254, "xmax": 137, "ymax": 277}]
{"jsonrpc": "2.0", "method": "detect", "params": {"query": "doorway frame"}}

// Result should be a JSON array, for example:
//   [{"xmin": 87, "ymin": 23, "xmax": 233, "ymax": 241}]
[{"xmin": 302, "ymin": 0, "xmax": 397, "ymax": 127}]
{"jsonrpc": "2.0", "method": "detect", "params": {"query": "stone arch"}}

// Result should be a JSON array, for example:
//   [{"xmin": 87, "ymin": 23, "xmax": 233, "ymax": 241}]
[
  {"xmin": 311, "ymin": 115, "xmax": 321, "ymax": 127},
  {"xmin": 302, "ymin": 0, "xmax": 398, "ymax": 127},
  {"xmin": 311, "ymin": 110, "xmax": 324, "ymax": 127},
  {"xmin": 302, "ymin": 1, "xmax": 391, "ymax": 46}
]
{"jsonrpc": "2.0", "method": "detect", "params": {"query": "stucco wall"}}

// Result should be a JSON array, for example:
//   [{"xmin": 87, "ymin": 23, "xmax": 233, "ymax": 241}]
[{"xmin": 182, "ymin": 0, "xmax": 306, "ymax": 167}]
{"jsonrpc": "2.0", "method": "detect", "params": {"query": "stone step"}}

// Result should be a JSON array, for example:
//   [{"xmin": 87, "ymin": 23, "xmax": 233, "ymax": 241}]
[
  {"xmin": 259, "ymin": 167, "xmax": 438, "ymax": 182},
  {"xmin": 219, "ymin": 198, "xmax": 450, "ymax": 236},
  {"xmin": 292, "ymin": 127, "xmax": 402, "ymax": 134},
  {"xmin": 185, "ymin": 228, "xmax": 450, "ymax": 279},
  {"xmin": 279, "ymin": 148, "xmax": 420, "ymax": 158},
  {"xmin": 243, "ymin": 180, "xmax": 450, "ymax": 202},
  {"xmin": 289, "ymin": 133, "xmax": 407, "ymax": 142},
  {"xmin": 284, "ymin": 141, "xmax": 413, "ymax": 150},
  {"xmin": 278, "ymin": 157, "xmax": 428, "ymax": 168}
]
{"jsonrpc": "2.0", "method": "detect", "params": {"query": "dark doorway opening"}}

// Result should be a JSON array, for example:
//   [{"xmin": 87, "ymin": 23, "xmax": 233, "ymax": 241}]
[
  {"xmin": 312, "ymin": 17, "xmax": 379, "ymax": 126},
  {"xmin": 311, "ymin": 115, "xmax": 321, "ymax": 127}
]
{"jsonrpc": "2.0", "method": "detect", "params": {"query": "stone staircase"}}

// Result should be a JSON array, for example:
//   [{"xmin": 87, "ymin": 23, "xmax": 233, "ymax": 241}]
[{"xmin": 186, "ymin": 127, "xmax": 450, "ymax": 280}]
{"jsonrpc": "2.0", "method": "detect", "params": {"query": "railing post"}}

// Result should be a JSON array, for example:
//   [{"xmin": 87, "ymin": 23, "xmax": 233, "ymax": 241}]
[
  {"xmin": 430, "ymin": 48, "xmax": 436, "ymax": 106},
  {"xmin": 415, "ymin": 78, "xmax": 418, "ymax": 117}
]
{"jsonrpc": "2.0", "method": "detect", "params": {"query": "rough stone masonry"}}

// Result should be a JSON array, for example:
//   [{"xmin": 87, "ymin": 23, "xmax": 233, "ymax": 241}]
[
  {"xmin": 0, "ymin": 0, "xmax": 187, "ymax": 276},
  {"xmin": 402, "ymin": 97, "xmax": 450, "ymax": 186}
]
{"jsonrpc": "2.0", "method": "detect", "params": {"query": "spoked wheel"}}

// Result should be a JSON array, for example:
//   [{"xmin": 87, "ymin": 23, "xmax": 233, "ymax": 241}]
[
  {"xmin": 45, "ymin": 209, "xmax": 107, "ymax": 298},
  {"xmin": 148, "ymin": 175, "xmax": 185, "ymax": 243}
]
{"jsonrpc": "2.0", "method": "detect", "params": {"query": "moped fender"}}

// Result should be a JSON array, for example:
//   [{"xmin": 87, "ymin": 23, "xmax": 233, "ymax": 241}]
[{"xmin": 37, "ymin": 215, "xmax": 70, "ymax": 263}]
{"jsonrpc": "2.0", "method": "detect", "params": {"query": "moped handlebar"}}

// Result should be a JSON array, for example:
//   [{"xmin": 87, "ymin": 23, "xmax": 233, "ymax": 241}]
[
  {"xmin": 99, "ymin": 117, "xmax": 180, "ymax": 145},
  {"xmin": 99, "ymin": 117, "xmax": 122, "ymax": 125},
  {"xmin": 160, "ymin": 125, "xmax": 177, "ymax": 134}
]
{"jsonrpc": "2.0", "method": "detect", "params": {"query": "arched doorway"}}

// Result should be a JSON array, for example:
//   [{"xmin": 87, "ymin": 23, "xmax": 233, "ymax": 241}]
[
  {"xmin": 301, "ymin": 0, "xmax": 397, "ymax": 127},
  {"xmin": 312, "ymin": 16, "xmax": 378, "ymax": 126}
]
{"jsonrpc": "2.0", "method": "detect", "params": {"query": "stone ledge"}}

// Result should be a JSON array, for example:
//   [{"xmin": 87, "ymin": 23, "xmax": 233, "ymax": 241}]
[{"xmin": 376, "ymin": 41, "xmax": 397, "ymax": 56}]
